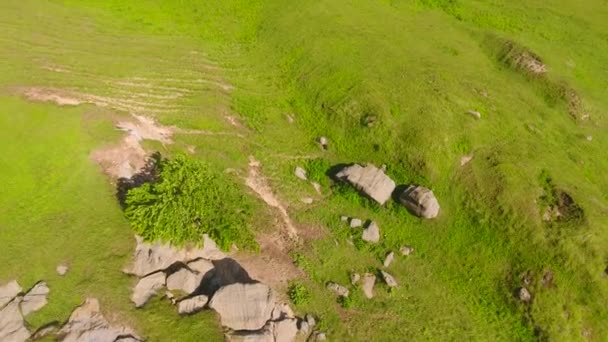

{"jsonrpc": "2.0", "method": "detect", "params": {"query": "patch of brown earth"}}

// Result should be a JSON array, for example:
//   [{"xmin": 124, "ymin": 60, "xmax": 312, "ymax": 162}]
[{"xmin": 233, "ymin": 231, "xmax": 304, "ymax": 297}]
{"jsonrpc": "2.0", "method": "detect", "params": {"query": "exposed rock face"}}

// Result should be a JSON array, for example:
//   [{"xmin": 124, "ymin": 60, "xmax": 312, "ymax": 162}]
[
  {"xmin": 381, "ymin": 271, "xmax": 398, "ymax": 288},
  {"xmin": 361, "ymin": 273, "xmax": 376, "ymax": 299},
  {"xmin": 209, "ymin": 283, "xmax": 276, "ymax": 331},
  {"xmin": 21, "ymin": 281, "xmax": 50, "ymax": 316},
  {"xmin": 362, "ymin": 221, "xmax": 380, "ymax": 243},
  {"xmin": 59, "ymin": 298, "xmax": 141, "ymax": 342},
  {"xmin": 0, "ymin": 281, "xmax": 21, "ymax": 308},
  {"xmin": 398, "ymin": 185, "xmax": 440, "ymax": 219},
  {"xmin": 335, "ymin": 164, "xmax": 396, "ymax": 205},
  {"xmin": 0, "ymin": 298, "xmax": 30, "ymax": 342},
  {"xmin": 226, "ymin": 328, "xmax": 274, "ymax": 342},
  {"xmin": 383, "ymin": 252, "xmax": 395, "ymax": 268},
  {"xmin": 271, "ymin": 303, "xmax": 294, "ymax": 321},
  {"xmin": 177, "ymin": 295, "xmax": 208, "ymax": 314},
  {"xmin": 131, "ymin": 272, "xmax": 166, "ymax": 308},
  {"xmin": 124, "ymin": 235, "xmax": 225, "ymax": 277},
  {"xmin": 167, "ymin": 268, "xmax": 204, "ymax": 294},
  {"xmin": 326, "ymin": 282, "xmax": 349, "ymax": 297},
  {"xmin": 271, "ymin": 318, "xmax": 298, "ymax": 342}
]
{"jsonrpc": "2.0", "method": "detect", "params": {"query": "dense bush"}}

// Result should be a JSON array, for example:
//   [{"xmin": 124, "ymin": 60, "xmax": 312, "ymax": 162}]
[{"xmin": 124, "ymin": 154, "xmax": 256, "ymax": 250}]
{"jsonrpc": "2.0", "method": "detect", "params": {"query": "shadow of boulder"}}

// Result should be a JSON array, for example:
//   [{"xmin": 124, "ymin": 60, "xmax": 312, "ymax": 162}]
[{"xmin": 195, "ymin": 258, "xmax": 255, "ymax": 297}]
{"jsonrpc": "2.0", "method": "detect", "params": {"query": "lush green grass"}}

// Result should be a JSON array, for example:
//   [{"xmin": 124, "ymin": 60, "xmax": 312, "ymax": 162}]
[{"xmin": 1, "ymin": 0, "xmax": 608, "ymax": 341}]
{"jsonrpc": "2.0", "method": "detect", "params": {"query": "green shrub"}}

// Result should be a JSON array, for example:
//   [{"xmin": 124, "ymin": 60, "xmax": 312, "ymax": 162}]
[
  {"xmin": 338, "ymin": 295, "xmax": 354, "ymax": 308},
  {"xmin": 124, "ymin": 154, "xmax": 256, "ymax": 250},
  {"xmin": 288, "ymin": 282, "xmax": 310, "ymax": 305}
]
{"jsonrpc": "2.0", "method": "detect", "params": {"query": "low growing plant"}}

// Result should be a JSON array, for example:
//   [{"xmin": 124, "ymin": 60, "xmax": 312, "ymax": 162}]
[{"xmin": 288, "ymin": 282, "xmax": 311, "ymax": 305}]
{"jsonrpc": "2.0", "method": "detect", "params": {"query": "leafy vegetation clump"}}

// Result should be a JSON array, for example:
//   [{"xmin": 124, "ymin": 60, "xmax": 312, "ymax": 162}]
[
  {"xmin": 288, "ymin": 282, "xmax": 311, "ymax": 305},
  {"xmin": 124, "ymin": 154, "xmax": 256, "ymax": 250},
  {"xmin": 305, "ymin": 158, "xmax": 332, "ymax": 186}
]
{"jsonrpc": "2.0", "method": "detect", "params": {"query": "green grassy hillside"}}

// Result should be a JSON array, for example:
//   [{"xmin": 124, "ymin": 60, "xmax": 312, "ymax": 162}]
[{"xmin": 1, "ymin": 0, "xmax": 607, "ymax": 340}]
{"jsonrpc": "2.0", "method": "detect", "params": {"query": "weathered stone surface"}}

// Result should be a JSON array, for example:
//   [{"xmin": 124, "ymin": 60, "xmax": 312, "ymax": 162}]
[
  {"xmin": 56, "ymin": 264, "xmax": 69, "ymax": 276},
  {"xmin": 383, "ymin": 252, "xmax": 395, "ymax": 268},
  {"xmin": 0, "ymin": 281, "xmax": 21, "ymax": 309},
  {"xmin": 271, "ymin": 303, "xmax": 294, "ymax": 321},
  {"xmin": 326, "ymin": 282, "xmax": 349, "ymax": 297},
  {"xmin": 193, "ymin": 234, "xmax": 227, "ymax": 261},
  {"xmin": 226, "ymin": 328, "xmax": 273, "ymax": 342},
  {"xmin": 335, "ymin": 164, "xmax": 396, "ymax": 205},
  {"xmin": 361, "ymin": 273, "xmax": 376, "ymax": 299},
  {"xmin": 21, "ymin": 281, "xmax": 49, "ymax": 316},
  {"xmin": 349, "ymin": 218, "xmax": 362, "ymax": 228},
  {"xmin": 167, "ymin": 268, "xmax": 203, "ymax": 295},
  {"xmin": 305, "ymin": 314, "xmax": 316, "ymax": 328},
  {"xmin": 131, "ymin": 272, "xmax": 165, "ymax": 308},
  {"xmin": 31, "ymin": 323, "xmax": 59, "ymax": 340},
  {"xmin": 460, "ymin": 155, "xmax": 473, "ymax": 166},
  {"xmin": 381, "ymin": 271, "xmax": 398, "ymax": 288},
  {"xmin": 294, "ymin": 167, "xmax": 307, "ymax": 181},
  {"xmin": 177, "ymin": 295, "xmax": 208, "ymax": 314},
  {"xmin": 318, "ymin": 137, "xmax": 328, "ymax": 150},
  {"xmin": 0, "ymin": 298, "xmax": 30, "ymax": 342},
  {"xmin": 271, "ymin": 318, "xmax": 298, "ymax": 342},
  {"xmin": 209, "ymin": 283, "xmax": 276, "ymax": 331},
  {"xmin": 59, "ymin": 298, "xmax": 141, "ymax": 342},
  {"xmin": 362, "ymin": 221, "xmax": 380, "ymax": 243},
  {"xmin": 400, "ymin": 246, "xmax": 414, "ymax": 256},
  {"xmin": 398, "ymin": 185, "xmax": 440, "ymax": 219},
  {"xmin": 124, "ymin": 236, "xmax": 186, "ymax": 276}
]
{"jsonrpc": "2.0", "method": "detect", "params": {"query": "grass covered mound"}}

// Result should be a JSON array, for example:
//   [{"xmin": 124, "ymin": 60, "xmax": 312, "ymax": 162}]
[{"xmin": 124, "ymin": 154, "xmax": 255, "ymax": 250}]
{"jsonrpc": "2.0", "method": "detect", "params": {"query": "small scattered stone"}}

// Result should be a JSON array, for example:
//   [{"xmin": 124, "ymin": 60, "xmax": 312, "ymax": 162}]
[
  {"xmin": 350, "ymin": 273, "xmax": 361, "ymax": 285},
  {"xmin": 305, "ymin": 314, "xmax": 316, "ymax": 327},
  {"xmin": 56, "ymin": 264, "xmax": 69, "ymax": 276},
  {"xmin": 177, "ymin": 295, "xmax": 208, "ymax": 314},
  {"xmin": 315, "ymin": 332, "xmax": 327, "ymax": 341},
  {"xmin": 301, "ymin": 197, "xmax": 314, "ymax": 204},
  {"xmin": 340, "ymin": 216, "xmax": 349, "ymax": 222},
  {"xmin": 517, "ymin": 287, "xmax": 532, "ymax": 302},
  {"xmin": 349, "ymin": 218, "xmax": 362, "ymax": 228},
  {"xmin": 165, "ymin": 291, "xmax": 176, "ymax": 304},
  {"xmin": 381, "ymin": 271, "xmax": 398, "ymax": 288},
  {"xmin": 318, "ymin": 136, "xmax": 328, "ymax": 150},
  {"xmin": 362, "ymin": 221, "xmax": 380, "ymax": 243},
  {"xmin": 286, "ymin": 114, "xmax": 295, "ymax": 123},
  {"xmin": 586, "ymin": 135, "xmax": 593, "ymax": 141},
  {"xmin": 312, "ymin": 182, "xmax": 322, "ymax": 194},
  {"xmin": 21, "ymin": 281, "xmax": 50, "ymax": 316},
  {"xmin": 298, "ymin": 320, "xmax": 310, "ymax": 335},
  {"xmin": 542, "ymin": 270, "xmax": 554, "ymax": 288},
  {"xmin": 400, "ymin": 246, "xmax": 414, "ymax": 256},
  {"xmin": 383, "ymin": 252, "xmax": 395, "ymax": 268},
  {"xmin": 460, "ymin": 155, "xmax": 473, "ymax": 166},
  {"xmin": 294, "ymin": 167, "xmax": 308, "ymax": 181},
  {"xmin": 326, "ymin": 282, "xmax": 349, "ymax": 297},
  {"xmin": 361, "ymin": 273, "xmax": 376, "ymax": 299},
  {"xmin": 467, "ymin": 110, "xmax": 481, "ymax": 119}
]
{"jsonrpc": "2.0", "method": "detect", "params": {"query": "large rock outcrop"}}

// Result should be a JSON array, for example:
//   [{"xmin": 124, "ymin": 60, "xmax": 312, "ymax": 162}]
[
  {"xmin": 335, "ymin": 164, "xmax": 396, "ymax": 205},
  {"xmin": 0, "ymin": 298, "xmax": 30, "ymax": 342},
  {"xmin": 21, "ymin": 281, "xmax": 49, "ymax": 316},
  {"xmin": 58, "ymin": 298, "xmax": 141, "ymax": 342},
  {"xmin": 398, "ymin": 185, "xmax": 440, "ymax": 219},
  {"xmin": 209, "ymin": 283, "xmax": 276, "ymax": 331}
]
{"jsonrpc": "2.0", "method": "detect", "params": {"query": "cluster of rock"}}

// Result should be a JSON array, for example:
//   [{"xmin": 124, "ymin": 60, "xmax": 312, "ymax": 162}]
[
  {"xmin": 335, "ymin": 163, "xmax": 440, "ymax": 219},
  {"xmin": 1, "ymin": 280, "xmax": 140, "ymax": 342},
  {"xmin": 124, "ymin": 235, "xmax": 322, "ymax": 341},
  {"xmin": 0, "ymin": 280, "xmax": 49, "ymax": 341},
  {"xmin": 340, "ymin": 216, "xmax": 380, "ymax": 243}
]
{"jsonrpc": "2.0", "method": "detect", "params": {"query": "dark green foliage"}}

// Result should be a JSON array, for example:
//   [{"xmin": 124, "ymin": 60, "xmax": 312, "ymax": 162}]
[
  {"xmin": 288, "ymin": 282, "xmax": 311, "ymax": 305},
  {"xmin": 124, "ymin": 154, "xmax": 256, "ymax": 250},
  {"xmin": 337, "ymin": 294, "xmax": 354, "ymax": 308}
]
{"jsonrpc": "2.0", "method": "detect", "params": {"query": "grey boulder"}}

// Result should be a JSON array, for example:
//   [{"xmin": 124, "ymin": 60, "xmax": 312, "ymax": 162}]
[
  {"xmin": 381, "ymin": 271, "xmax": 398, "ymax": 288},
  {"xmin": 361, "ymin": 273, "xmax": 376, "ymax": 299},
  {"xmin": 326, "ymin": 282, "xmax": 349, "ymax": 297},
  {"xmin": 362, "ymin": 221, "xmax": 380, "ymax": 243},
  {"xmin": 0, "ymin": 281, "xmax": 21, "ymax": 309},
  {"xmin": 177, "ymin": 295, "xmax": 208, "ymax": 314},
  {"xmin": 398, "ymin": 185, "xmax": 440, "ymax": 219},
  {"xmin": 131, "ymin": 272, "xmax": 166, "ymax": 308},
  {"xmin": 209, "ymin": 283, "xmax": 276, "ymax": 331},
  {"xmin": 335, "ymin": 164, "xmax": 396, "ymax": 205}
]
